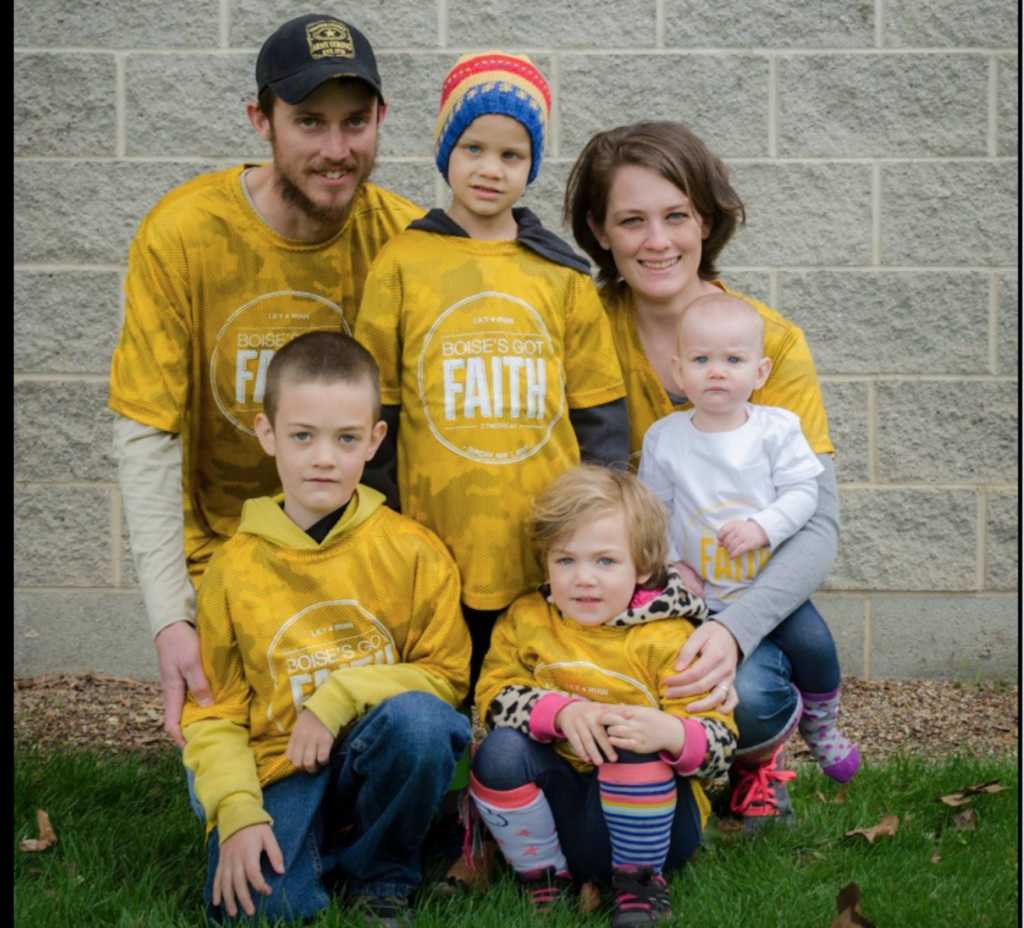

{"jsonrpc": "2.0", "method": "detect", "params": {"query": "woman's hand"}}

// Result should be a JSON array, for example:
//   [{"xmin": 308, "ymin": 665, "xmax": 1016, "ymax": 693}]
[
  {"xmin": 671, "ymin": 560, "xmax": 705, "ymax": 596},
  {"xmin": 664, "ymin": 622, "xmax": 740, "ymax": 710},
  {"xmin": 602, "ymin": 706, "xmax": 684, "ymax": 756},
  {"xmin": 556, "ymin": 700, "xmax": 618, "ymax": 766}
]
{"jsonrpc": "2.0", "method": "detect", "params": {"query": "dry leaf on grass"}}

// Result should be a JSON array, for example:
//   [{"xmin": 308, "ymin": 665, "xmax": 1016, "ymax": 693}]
[
  {"xmin": 938, "ymin": 779, "xmax": 1005, "ymax": 807},
  {"xmin": 441, "ymin": 840, "xmax": 497, "ymax": 894},
  {"xmin": 816, "ymin": 783, "xmax": 850, "ymax": 805},
  {"xmin": 930, "ymin": 850, "xmax": 942, "ymax": 864},
  {"xmin": 951, "ymin": 809, "xmax": 978, "ymax": 832},
  {"xmin": 831, "ymin": 881, "xmax": 875, "ymax": 928},
  {"xmin": 845, "ymin": 815, "xmax": 899, "ymax": 844},
  {"xmin": 20, "ymin": 809, "xmax": 57, "ymax": 852},
  {"xmin": 579, "ymin": 881, "xmax": 602, "ymax": 914}
]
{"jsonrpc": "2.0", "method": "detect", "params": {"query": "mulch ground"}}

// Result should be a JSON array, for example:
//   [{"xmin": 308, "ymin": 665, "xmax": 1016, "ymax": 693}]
[{"xmin": 13, "ymin": 673, "xmax": 1019, "ymax": 761}]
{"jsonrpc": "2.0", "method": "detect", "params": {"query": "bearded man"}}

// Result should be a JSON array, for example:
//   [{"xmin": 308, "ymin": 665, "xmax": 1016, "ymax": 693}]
[{"xmin": 108, "ymin": 14, "xmax": 422, "ymax": 746}]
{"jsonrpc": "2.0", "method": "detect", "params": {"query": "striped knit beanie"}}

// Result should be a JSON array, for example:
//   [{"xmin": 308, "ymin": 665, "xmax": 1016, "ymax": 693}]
[{"xmin": 434, "ymin": 51, "xmax": 551, "ymax": 186}]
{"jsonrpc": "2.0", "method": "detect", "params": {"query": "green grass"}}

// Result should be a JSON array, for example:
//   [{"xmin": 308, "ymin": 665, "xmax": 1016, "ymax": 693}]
[{"xmin": 14, "ymin": 747, "xmax": 1019, "ymax": 927}]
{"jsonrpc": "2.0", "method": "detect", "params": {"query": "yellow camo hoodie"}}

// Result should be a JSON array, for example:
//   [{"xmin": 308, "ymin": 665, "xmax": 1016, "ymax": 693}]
[{"xmin": 182, "ymin": 485, "xmax": 470, "ymax": 841}]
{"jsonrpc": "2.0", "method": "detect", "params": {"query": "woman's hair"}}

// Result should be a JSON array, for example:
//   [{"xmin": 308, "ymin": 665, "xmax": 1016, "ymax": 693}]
[
  {"xmin": 563, "ymin": 121, "xmax": 746, "ymax": 289},
  {"xmin": 529, "ymin": 464, "xmax": 669, "ymax": 589}
]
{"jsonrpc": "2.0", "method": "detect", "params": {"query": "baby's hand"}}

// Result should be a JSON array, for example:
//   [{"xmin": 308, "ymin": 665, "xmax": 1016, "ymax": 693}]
[
  {"xmin": 602, "ymin": 706, "xmax": 684, "ymax": 756},
  {"xmin": 672, "ymin": 560, "xmax": 705, "ymax": 596},
  {"xmin": 556, "ymin": 700, "xmax": 618, "ymax": 766},
  {"xmin": 717, "ymin": 519, "xmax": 769, "ymax": 558},
  {"xmin": 287, "ymin": 709, "xmax": 334, "ymax": 773}
]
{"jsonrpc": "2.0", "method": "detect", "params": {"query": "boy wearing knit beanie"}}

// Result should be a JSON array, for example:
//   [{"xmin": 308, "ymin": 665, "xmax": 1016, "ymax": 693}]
[{"xmin": 355, "ymin": 49, "xmax": 628, "ymax": 714}]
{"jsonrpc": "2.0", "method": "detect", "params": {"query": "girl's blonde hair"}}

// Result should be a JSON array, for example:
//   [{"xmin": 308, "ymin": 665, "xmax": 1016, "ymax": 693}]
[{"xmin": 529, "ymin": 464, "xmax": 669, "ymax": 589}]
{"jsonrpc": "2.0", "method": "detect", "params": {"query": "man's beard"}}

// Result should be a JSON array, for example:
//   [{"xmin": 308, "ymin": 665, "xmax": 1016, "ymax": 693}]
[{"xmin": 270, "ymin": 136, "xmax": 378, "ymax": 228}]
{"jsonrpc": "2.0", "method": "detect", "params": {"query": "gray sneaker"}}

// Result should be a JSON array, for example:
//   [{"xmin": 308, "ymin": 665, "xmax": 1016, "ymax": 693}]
[
  {"xmin": 349, "ymin": 893, "xmax": 415, "ymax": 928},
  {"xmin": 728, "ymin": 745, "xmax": 797, "ymax": 833}
]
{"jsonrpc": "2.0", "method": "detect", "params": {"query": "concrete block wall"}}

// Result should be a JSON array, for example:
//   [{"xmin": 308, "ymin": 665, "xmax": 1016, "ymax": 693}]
[{"xmin": 14, "ymin": 0, "xmax": 1019, "ymax": 681}]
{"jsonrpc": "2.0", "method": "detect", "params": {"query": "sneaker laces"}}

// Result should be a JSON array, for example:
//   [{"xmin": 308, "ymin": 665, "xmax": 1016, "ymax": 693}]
[
  {"xmin": 612, "ymin": 867, "xmax": 671, "ymax": 917},
  {"xmin": 520, "ymin": 867, "xmax": 573, "ymax": 913},
  {"xmin": 729, "ymin": 745, "xmax": 796, "ymax": 817}
]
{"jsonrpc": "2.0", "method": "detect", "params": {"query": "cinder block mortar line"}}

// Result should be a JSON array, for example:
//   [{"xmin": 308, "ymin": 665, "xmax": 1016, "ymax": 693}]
[
  {"xmin": 768, "ymin": 54, "xmax": 777, "ymax": 158},
  {"xmin": 14, "ymin": 264, "xmax": 126, "ymax": 271},
  {"xmin": 550, "ymin": 54, "xmax": 560, "ymax": 159},
  {"xmin": 13, "ymin": 585, "xmax": 142, "ymax": 593},
  {"xmin": 863, "ymin": 598, "xmax": 872, "ymax": 679},
  {"xmin": 867, "ymin": 381, "xmax": 878, "ymax": 482},
  {"xmin": 14, "ymin": 45, "xmax": 1018, "ymax": 55},
  {"xmin": 115, "ymin": 54, "xmax": 125, "ymax": 158},
  {"xmin": 819, "ymin": 374, "xmax": 1016, "ymax": 383},
  {"xmin": 15, "ymin": 481, "xmax": 119, "ymax": 489},
  {"xmin": 874, "ymin": 0, "xmax": 884, "ymax": 48},
  {"xmin": 768, "ymin": 269, "xmax": 778, "ymax": 309},
  {"xmin": 988, "ymin": 55, "xmax": 998, "ymax": 156},
  {"xmin": 871, "ymin": 162, "xmax": 881, "ymax": 265},
  {"xmin": 111, "ymin": 488, "xmax": 122, "ymax": 587},
  {"xmin": 989, "ymin": 273, "xmax": 1001, "ymax": 374},
  {"xmin": 15, "ymin": 155, "xmax": 1017, "ymax": 166},
  {"xmin": 655, "ymin": 0, "xmax": 664, "ymax": 48},
  {"xmin": 976, "ymin": 492, "xmax": 988, "ymax": 590},
  {"xmin": 219, "ymin": 0, "xmax": 230, "ymax": 48},
  {"xmin": 838, "ymin": 481, "xmax": 1018, "ymax": 491},
  {"xmin": 437, "ymin": 0, "xmax": 447, "ymax": 47},
  {"xmin": 13, "ymin": 373, "xmax": 108, "ymax": 383}
]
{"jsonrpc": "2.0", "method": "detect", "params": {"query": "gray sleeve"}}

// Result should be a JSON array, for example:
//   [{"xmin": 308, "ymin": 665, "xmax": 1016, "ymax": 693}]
[
  {"xmin": 712, "ymin": 454, "xmax": 839, "ymax": 661},
  {"xmin": 569, "ymin": 397, "xmax": 631, "ymax": 469},
  {"xmin": 113, "ymin": 414, "xmax": 196, "ymax": 637}
]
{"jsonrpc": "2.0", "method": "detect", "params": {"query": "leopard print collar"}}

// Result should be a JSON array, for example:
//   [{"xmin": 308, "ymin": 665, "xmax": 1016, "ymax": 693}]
[{"xmin": 539, "ymin": 565, "xmax": 707, "ymax": 629}]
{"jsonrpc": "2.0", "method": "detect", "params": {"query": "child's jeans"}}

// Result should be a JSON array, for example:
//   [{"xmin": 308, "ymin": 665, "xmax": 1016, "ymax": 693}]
[
  {"xmin": 189, "ymin": 690, "xmax": 471, "ymax": 924},
  {"xmin": 731, "ymin": 599, "xmax": 841, "ymax": 755},
  {"xmin": 471, "ymin": 728, "xmax": 703, "ymax": 883}
]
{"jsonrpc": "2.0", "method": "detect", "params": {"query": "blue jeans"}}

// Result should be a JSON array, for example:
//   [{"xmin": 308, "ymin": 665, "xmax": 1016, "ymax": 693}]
[
  {"xmin": 195, "ymin": 691, "xmax": 471, "ymax": 924},
  {"xmin": 472, "ymin": 728, "xmax": 703, "ymax": 883},
  {"xmin": 732, "ymin": 599, "xmax": 840, "ymax": 756}
]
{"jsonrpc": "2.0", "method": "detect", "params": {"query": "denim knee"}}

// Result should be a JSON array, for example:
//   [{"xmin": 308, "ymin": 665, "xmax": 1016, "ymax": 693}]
[
  {"xmin": 472, "ymin": 728, "xmax": 536, "ymax": 790},
  {"xmin": 767, "ymin": 600, "xmax": 840, "ymax": 693},
  {"xmin": 351, "ymin": 691, "xmax": 470, "ymax": 774},
  {"xmin": 734, "ymin": 640, "xmax": 799, "ymax": 752}
]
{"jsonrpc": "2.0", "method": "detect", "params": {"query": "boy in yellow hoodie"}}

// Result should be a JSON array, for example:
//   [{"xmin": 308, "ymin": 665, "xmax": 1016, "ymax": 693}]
[
  {"xmin": 354, "ymin": 52, "xmax": 628, "ymax": 687},
  {"xmin": 181, "ymin": 331, "xmax": 471, "ymax": 926}
]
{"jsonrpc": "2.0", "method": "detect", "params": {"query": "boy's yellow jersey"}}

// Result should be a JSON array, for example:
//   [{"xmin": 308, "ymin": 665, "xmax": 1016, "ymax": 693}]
[
  {"xmin": 181, "ymin": 486, "xmax": 470, "ymax": 841},
  {"xmin": 355, "ymin": 226, "xmax": 625, "ymax": 609},
  {"xmin": 108, "ymin": 166, "xmax": 423, "ymax": 576},
  {"xmin": 476, "ymin": 591, "xmax": 737, "ymax": 828},
  {"xmin": 603, "ymin": 281, "xmax": 834, "ymax": 465}
]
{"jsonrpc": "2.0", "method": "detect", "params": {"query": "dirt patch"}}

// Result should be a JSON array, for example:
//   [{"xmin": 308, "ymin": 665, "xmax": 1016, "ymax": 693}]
[{"xmin": 13, "ymin": 673, "xmax": 1019, "ymax": 760}]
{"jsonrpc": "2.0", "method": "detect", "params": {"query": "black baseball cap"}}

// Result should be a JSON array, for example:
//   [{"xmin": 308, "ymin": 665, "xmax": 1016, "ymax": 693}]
[{"xmin": 256, "ymin": 14, "xmax": 383, "ymax": 104}]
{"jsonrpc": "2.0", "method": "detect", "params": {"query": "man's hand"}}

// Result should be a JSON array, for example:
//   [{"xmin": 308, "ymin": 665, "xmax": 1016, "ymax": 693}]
[
  {"xmin": 286, "ymin": 710, "xmax": 335, "ymax": 773},
  {"xmin": 555, "ymin": 700, "xmax": 618, "ymax": 766},
  {"xmin": 213, "ymin": 824, "xmax": 285, "ymax": 918},
  {"xmin": 664, "ymin": 621, "xmax": 740, "ymax": 709},
  {"xmin": 672, "ymin": 560, "xmax": 705, "ymax": 596},
  {"xmin": 155, "ymin": 621, "xmax": 213, "ymax": 748},
  {"xmin": 717, "ymin": 519, "xmax": 769, "ymax": 559},
  {"xmin": 602, "ymin": 706, "xmax": 684, "ymax": 756}
]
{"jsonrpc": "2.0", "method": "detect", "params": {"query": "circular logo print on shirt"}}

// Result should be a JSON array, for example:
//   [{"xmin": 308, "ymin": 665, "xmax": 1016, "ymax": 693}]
[
  {"xmin": 265, "ymin": 598, "xmax": 397, "ymax": 733},
  {"xmin": 416, "ymin": 290, "xmax": 565, "ymax": 464},
  {"xmin": 209, "ymin": 290, "xmax": 350, "ymax": 435}
]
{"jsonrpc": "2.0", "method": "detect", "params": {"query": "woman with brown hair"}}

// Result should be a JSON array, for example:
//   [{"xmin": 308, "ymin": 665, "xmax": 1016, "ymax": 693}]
[{"xmin": 564, "ymin": 122, "xmax": 843, "ymax": 829}]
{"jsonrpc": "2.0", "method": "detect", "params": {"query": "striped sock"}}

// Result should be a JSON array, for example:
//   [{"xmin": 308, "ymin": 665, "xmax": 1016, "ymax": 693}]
[
  {"xmin": 469, "ymin": 774, "xmax": 568, "ymax": 876},
  {"xmin": 598, "ymin": 760, "xmax": 677, "ymax": 872}
]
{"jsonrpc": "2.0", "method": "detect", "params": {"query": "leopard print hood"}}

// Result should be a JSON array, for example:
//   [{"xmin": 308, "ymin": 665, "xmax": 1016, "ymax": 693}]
[{"xmin": 539, "ymin": 565, "xmax": 707, "ymax": 628}]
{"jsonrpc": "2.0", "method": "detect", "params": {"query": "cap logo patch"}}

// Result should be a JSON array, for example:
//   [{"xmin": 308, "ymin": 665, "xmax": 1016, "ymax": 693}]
[{"xmin": 306, "ymin": 21, "xmax": 354, "ymax": 60}]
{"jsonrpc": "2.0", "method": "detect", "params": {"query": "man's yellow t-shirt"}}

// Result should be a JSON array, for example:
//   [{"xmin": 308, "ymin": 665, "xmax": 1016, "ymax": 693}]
[
  {"xmin": 108, "ymin": 166, "xmax": 422, "ymax": 576},
  {"xmin": 603, "ymin": 281, "xmax": 833, "ymax": 465},
  {"xmin": 355, "ymin": 222, "xmax": 625, "ymax": 610}
]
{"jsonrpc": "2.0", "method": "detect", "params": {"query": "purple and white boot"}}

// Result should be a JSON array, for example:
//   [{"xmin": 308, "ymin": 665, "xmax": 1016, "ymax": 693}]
[{"xmin": 798, "ymin": 688, "xmax": 860, "ymax": 782}]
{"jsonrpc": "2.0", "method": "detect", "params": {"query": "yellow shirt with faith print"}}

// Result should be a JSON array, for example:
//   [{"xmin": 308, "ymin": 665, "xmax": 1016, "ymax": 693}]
[
  {"xmin": 181, "ymin": 486, "xmax": 470, "ymax": 842},
  {"xmin": 108, "ymin": 166, "xmax": 422, "ymax": 578},
  {"xmin": 603, "ymin": 282, "xmax": 833, "ymax": 466},
  {"xmin": 355, "ymin": 230, "xmax": 625, "ymax": 610}
]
